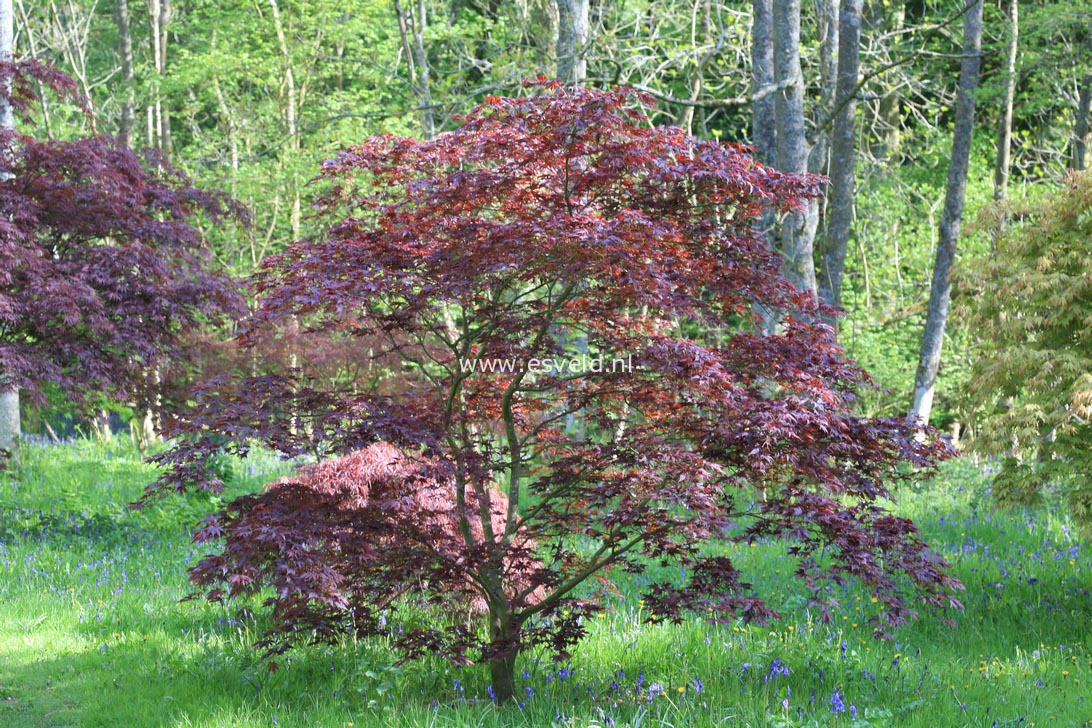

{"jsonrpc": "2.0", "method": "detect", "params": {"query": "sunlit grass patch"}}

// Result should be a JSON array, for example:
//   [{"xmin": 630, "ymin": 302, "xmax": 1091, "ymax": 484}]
[{"xmin": 1, "ymin": 441, "xmax": 1089, "ymax": 727}]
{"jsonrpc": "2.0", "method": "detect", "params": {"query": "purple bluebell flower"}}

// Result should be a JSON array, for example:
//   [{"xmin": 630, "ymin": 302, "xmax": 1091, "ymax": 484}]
[
  {"xmin": 830, "ymin": 688, "xmax": 845, "ymax": 714},
  {"xmin": 486, "ymin": 685, "xmax": 496, "ymax": 701},
  {"xmin": 764, "ymin": 657, "xmax": 790, "ymax": 683}
]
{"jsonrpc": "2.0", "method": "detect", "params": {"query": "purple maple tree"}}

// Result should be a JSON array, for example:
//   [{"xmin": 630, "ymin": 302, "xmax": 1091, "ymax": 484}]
[
  {"xmin": 150, "ymin": 82, "xmax": 962, "ymax": 703},
  {"xmin": 0, "ymin": 60, "xmax": 244, "ymax": 431}
]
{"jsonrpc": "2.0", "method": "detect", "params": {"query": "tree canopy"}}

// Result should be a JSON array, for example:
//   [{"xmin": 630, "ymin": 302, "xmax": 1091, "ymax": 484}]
[
  {"xmin": 958, "ymin": 172, "xmax": 1092, "ymax": 534},
  {"xmin": 149, "ymin": 84, "xmax": 962, "ymax": 703}
]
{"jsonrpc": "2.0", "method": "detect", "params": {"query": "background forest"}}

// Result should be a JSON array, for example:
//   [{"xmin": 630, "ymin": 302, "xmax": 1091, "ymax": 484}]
[{"xmin": 11, "ymin": 0, "xmax": 1091, "ymax": 434}]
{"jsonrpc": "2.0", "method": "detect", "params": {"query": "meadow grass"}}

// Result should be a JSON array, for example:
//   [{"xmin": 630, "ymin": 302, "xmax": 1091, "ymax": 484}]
[{"xmin": 1, "ymin": 438, "xmax": 1089, "ymax": 727}]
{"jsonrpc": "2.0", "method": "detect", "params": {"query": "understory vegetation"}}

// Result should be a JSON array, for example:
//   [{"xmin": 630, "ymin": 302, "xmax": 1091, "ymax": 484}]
[{"xmin": 1, "ymin": 438, "xmax": 1088, "ymax": 728}]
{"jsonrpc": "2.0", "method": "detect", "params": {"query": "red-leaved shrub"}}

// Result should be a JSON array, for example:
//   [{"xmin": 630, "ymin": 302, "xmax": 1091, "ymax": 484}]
[{"xmin": 190, "ymin": 442, "xmax": 545, "ymax": 652}]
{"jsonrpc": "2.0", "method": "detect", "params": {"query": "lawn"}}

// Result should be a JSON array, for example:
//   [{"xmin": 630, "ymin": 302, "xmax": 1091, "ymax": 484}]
[{"xmin": 1, "ymin": 438, "xmax": 1089, "ymax": 727}]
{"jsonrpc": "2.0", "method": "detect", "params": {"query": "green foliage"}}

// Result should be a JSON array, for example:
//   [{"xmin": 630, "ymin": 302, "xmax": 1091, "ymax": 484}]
[
  {"xmin": 840, "ymin": 133, "xmax": 995, "ymax": 421},
  {"xmin": 958, "ymin": 172, "xmax": 1092, "ymax": 534}
]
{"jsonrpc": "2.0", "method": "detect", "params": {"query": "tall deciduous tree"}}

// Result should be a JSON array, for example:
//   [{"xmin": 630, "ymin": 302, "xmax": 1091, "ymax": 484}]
[
  {"xmin": 772, "ymin": 0, "xmax": 818, "ymax": 299},
  {"xmin": 150, "ymin": 85, "xmax": 960, "ymax": 704},
  {"xmin": 751, "ymin": 0, "xmax": 776, "ymax": 251},
  {"xmin": 556, "ymin": 0, "xmax": 588, "ymax": 85},
  {"xmin": 0, "ymin": 0, "xmax": 17, "ymax": 460},
  {"xmin": 0, "ymin": 61, "xmax": 245, "ymax": 441},
  {"xmin": 994, "ymin": 0, "xmax": 1018, "ymax": 200},
  {"xmin": 818, "ymin": 0, "xmax": 862, "ymax": 309},
  {"xmin": 1072, "ymin": 76, "xmax": 1091, "ymax": 172},
  {"xmin": 909, "ymin": 0, "xmax": 983, "ymax": 424},
  {"xmin": 114, "ymin": 0, "xmax": 135, "ymax": 147}
]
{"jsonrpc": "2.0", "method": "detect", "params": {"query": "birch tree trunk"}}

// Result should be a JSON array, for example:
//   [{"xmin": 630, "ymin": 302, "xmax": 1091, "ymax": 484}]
[
  {"xmin": 751, "ymin": 0, "xmax": 775, "ymax": 171},
  {"xmin": 115, "ymin": 0, "xmax": 135, "ymax": 147},
  {"xmin": 864, "ymin": 0, "xmax": 905, "ymax": 160},
  {"xmin": 0, "ymin": 0, "xmax": 19, "ymax": 461},
  {"xmin": 751, "ymin": 0, "xmax": 778, "ymax": 334},
  {"xmin": 909, "ymin": 0, "xmax": 983, "ymax": 424},
  {"xmin": 556, "ymin": 0, "xmax": 589, "ymax": 85},
  {"xmin": 393, "ymin": 0, "xmax": 436, "ymax": 137},
  {"xmin": 993, "ymin": 0, "xmax": 1017, "ymax": 199},
  {"xmin": 772, "ymin": 0, "xmax": 818, "ymax": 300},
  {"xmin": 818, "ymin": 0, "xmax": 862, "ymax": 309},
  {"xmin": 675, "ymin": 0, "xmax": 713, "ymax": 134},
  {"xmin": 1070, "ymin": 76, "xmax": 1091, "ymax": 172},
  {"xmin": 808, "ymin": 0, "xmax": 838, "ymax": 177},
  {"xmin": 147, "ymin": 0, "xmax": 172, "ymax": 154}
]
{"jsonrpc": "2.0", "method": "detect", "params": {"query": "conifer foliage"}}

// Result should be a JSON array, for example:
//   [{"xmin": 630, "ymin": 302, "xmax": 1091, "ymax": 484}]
[{"xmin": 152, "ymin": 82, "xmax": 961, "ymax": 702}]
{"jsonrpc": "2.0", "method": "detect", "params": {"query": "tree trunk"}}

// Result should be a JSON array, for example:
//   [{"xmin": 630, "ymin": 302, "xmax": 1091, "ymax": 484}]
[
  {"xmin": 818, "ymin": 0, "xmax": 862, "ymax": 309},
  {"xmin": 393, "ymin": 0, "xmax": 436, "ymax": 137},
  {"xmin": 864, "ymin": 0, "xmax": 905, "ymax": 160},
  {"xmin": 114, "ymin": 0, "xmax": 135, "ymax": 146},
  {"xmin": 676, "ymin": 0, "xmax": 713, "ymax": 134},
  {"xmin": 488, "ymin": 650, "xmax": 517, "ymax": 703},
  {"xmin": 14, "ymin": 0, "xmax": 52, "ymax": 136},
  {"xmin": 909, "ymin": 0, "xmax": 983, "ymax": 424},
  {"xmin": 772, "ymin": 0, "xmax": 818, "ymax": 300},
  {"xmin": 556, "ymin": 0, "xmax": 589, "ymax": 85},
  {"xmin": 0, "ymin": 0, "xmax": 18, "ymax": 462},
  {"xmin": 485, "ymin": 580, "xmax": 519, "ymax": 702},
  {"xmin": 808, "ymin": 0, "xmax": 838, "ymax": 177},
  {"xmin": 1070, "ymin": 75, "xmax": 1091, "ymax": 172},
  {"xmin": 751, "ymin": 0, "xmax": 776, "ymax": 170},
  {"xmin": 993, "ymin": 0, "xmax": 1017, "ymax": 199},
  {"xmin": 147, "ymin": 0, "xmax": 172, "ymax": 155},
  {"xmin": 751, "ymin": 0, "xmax": 777, "ymax": 333}
]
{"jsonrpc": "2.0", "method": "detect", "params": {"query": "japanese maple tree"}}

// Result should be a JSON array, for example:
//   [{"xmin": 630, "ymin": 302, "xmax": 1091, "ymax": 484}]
[
  {"xmin": 151, "ymin": 82, "xmax": 961, "ymax": 702},
  {"xmin": 0, "ymin": 60, "xmax": 244, "ymax": 432}
]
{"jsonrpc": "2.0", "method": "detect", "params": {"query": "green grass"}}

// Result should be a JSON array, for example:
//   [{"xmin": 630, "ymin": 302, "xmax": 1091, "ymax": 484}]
[{"xmin": 1, "ymin": 438, "xmax": 1090, "ymax": 727}]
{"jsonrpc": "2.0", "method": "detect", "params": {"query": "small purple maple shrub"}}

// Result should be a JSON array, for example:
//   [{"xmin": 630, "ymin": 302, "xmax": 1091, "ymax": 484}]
[
  {"xmin": 149, "ymin": 82, "xmax": 961, "ymax": 703},
  {"xmin": 0, "ymin": 60, "xmax": 245, "ymax": 421}
]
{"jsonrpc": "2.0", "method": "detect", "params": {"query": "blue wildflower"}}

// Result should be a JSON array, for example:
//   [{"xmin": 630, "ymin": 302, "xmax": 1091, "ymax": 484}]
[
  {"xmin": 830, "ymin": 687, "xmax": 846, "ymax": 714},
  {"xmin": 764, "ymin": 657, "xmax": 790, "ymax": 683}
]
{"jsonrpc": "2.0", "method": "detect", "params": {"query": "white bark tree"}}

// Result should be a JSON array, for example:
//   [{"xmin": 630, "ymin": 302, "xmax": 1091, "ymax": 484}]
[
  {"xmin": 772, "ymin": 0, "xmax": 818, "ymax": 299},
  {"xmin": 557, "ymin": 0, "xmax": 588, "ymax": 85},
  {"xmin": 0, "ymin": 0, "xmax": 19, "ymax": 460},
  {"xmin": 817, "ymin": 0, "xmax": 862, "ymax": 308},
  {"xmin": 994, "ymin": 0, "xmax": 1018, "ymax": 199},
  {"xmin": 909, "ymin": 0, "xmax": 983, "ymax": 424}
]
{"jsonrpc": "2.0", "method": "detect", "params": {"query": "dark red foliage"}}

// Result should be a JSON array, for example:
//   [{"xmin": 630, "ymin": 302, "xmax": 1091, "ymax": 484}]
[
  {"xmin": 151, "ymin": 82, "xmax": 961, "ymax": 700},
  {"xmin": 0, "ymin": 61, "xmax": 245, "ymax": 411},
  {"xmin": 190, "ymin": 442, "xmax": 546, "ymax": 655}
]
